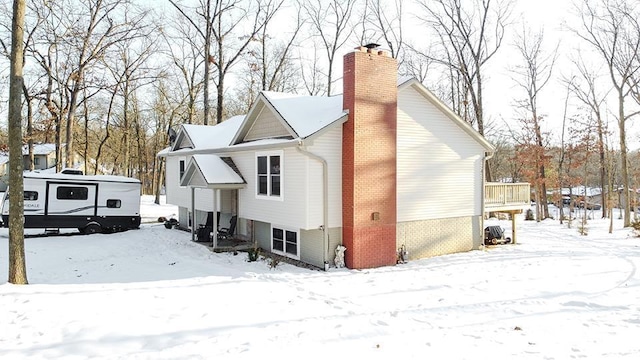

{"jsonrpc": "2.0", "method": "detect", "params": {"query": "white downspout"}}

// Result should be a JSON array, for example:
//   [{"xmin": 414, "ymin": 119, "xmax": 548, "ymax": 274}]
[
  {"xmin": 191, "ymin": 187, "xmax": 195, "ymax": 241},
  {"xmin": 296, "ymin": 140, "xmax": 329, "ymax": 270},
  {"xmin": 212, "ymin": 188, "xmax": 218, "ymax": 249}
]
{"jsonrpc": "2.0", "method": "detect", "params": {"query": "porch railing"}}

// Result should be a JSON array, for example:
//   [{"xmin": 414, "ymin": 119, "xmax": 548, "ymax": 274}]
[{"xmin": 485, "ymin": 182, "xmax": 531, "ymax": 212}]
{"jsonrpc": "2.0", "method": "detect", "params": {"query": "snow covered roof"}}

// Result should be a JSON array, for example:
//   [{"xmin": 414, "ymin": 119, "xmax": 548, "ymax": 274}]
[
  {"xmin": 180, "ymin": 155, "xmax": 245, "ymax": 188},
  {"xmin": 176, "ymin": 115, "xmax": 245, "ymax": 151},
  {"xmin": 561, "ymin": 187, "xmax": 602, "ymax": 197},
  {"xmin": 163, "ymin": 77, "xmax": 492, "ymax": 158},
  {"xmin": 260, "ymin": 91, "xmax": 347, "ymax": 139},
  {"xmin": 24, "ymin": 171, "xmax": 140, "ymax": 184},
  {"xmin": 22, "ymin": 143, "xmax": 61, "ymax": 156}
]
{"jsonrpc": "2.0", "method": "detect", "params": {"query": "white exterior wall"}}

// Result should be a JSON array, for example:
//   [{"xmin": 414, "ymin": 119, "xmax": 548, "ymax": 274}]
[
  {"xmin": 165, "ymin": 154, "xmax": 216, "ymax": 211},
  {"xmin": 305, "ymin": 126, "xmax": 343, "ymax": 228},
  {"xmin": 397, "ymin": 86, "xmax": 485, "ymax": 222},
  {"xmin": 235, "ymin": 148, "xmax": 309, "ymax": 229},
  {"xmin": 233, "ymin": 126, "xmax": 341, "ymax": 231}
]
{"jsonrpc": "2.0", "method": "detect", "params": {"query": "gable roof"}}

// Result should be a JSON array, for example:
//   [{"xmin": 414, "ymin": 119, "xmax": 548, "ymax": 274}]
[
  {"xmin": 398, "ymin": 78, "xmax": 495, "ymax": 152},
  {"xmin": 231, "ymin": 92, "xmax": 348, "ymax": 144},
  {"xmin": 171, "ymin": 115, "xmax": 245, "ymax": 152},
  {"xmin": 180, "ymin": 154, "xmax": 245, "ymax": 189},
  {"xmin": 163, "ymin": 77, "xmax": 494, "ymax": 157}
]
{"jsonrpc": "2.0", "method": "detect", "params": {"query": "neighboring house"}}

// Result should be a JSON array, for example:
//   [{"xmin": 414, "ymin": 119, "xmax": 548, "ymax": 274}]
[
  {"xmin": 159, "ymin": 46, "xmax": 495, "ymax": 270},
  {"xmin": 24, "ymin": 143, "xmax": 59, "ymax": 171},
  {"xmin": 0, "ymin": 143, "xmax": 82, "ymax": 191},
  {"xmin": 0, "ymin": 153, "xmax": 8, "ymax": 191}
]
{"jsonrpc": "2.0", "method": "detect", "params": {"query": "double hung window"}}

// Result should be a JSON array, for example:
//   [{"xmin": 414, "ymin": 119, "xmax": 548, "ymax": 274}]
[{"xmin": 257, "ymin": 152, "xmax": 282, "ymax": 198}]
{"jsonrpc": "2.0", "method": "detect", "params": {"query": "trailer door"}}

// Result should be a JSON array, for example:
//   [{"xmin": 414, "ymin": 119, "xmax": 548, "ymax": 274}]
[{"xmin": 46, "ymin": 182, "xmax": 98, "ymax": 216}]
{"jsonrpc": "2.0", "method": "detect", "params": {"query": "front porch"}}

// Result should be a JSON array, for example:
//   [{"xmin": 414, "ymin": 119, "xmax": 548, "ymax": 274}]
[{"xmin": 484, "ymin": 182, "xmax": 531, "ymax": 244}]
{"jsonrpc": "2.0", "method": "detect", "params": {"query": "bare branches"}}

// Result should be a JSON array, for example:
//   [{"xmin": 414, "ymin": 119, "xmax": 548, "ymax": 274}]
[
  {"xmin": 303, "ymin": 0, "xmax": 356, "ymax": 96},
  {"xmin": 570, "ymin": 0, "xmax": 640, "ymax": 226},
  {"xmin": 415, "ymin": 0, "xmax": 513, "ymax": 136}
]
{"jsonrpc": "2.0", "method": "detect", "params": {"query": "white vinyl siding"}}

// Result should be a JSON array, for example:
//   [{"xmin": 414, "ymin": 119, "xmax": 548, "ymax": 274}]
[
  {"xmin": 165, "ymin": 155, "xmax": 217, "ymax": 211},
  {"xmin": 245, "ymin": 107, "xmax": 290, "ymax": 141},
  {"xmin": 236, "ymin": 148, "xmax": 308, "ymax": 229},
  {"xmin": 306, "ymin": 126, "xmax": 343, "ymax": 228},
  {"xmin": 397, "ymin": 85, "xmax": 485, "ymax": 222}
]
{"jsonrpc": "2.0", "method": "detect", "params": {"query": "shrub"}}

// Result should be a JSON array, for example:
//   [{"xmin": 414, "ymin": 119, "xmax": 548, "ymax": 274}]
[
  {"xmin": 630, "ymin": 219, "xmax": 640, "ymax": 237},
  {"xmin": 247, "ymin": 245, "xmax": 260, "ymax": 262}
]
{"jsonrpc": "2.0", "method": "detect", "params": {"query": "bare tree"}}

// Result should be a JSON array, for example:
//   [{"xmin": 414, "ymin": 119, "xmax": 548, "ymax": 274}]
[
  {"xmin": 234, "ymin": 1, "xmax": 304, "ymax": 110},
  {"xmin": 416, "ymin": 0, "xmax": 512, "ymax": 136},
  {"xmin": 161, "ymin": 14, "xmax": 205, "ymax": 125},
  {"xmin": 359, "ymin": 0, "xmax": 404, "ymax": 59},
  {"xmin": 169, "ymin": 0, "xmax": 280, "ymax": 124},
  {"xmin": 564, "ymin": 56, "xmax": 610, "ymax": 218},
  {"xmin": 104, "ymin": 28, "xmax": 157, "ymax": 177},
  {"xmin": 303, "ymin": 0, "xmax": 357, "ymax": 96},
  {"xmin": 572, "ymin": 0, "xmax": 640, "ymax": 227},
  {"xmin": 510, "ymin": 25, "xmax": 558, "ymax": 220},
  {"xmin": 7, "ymin": 0, "xmax": 28, "ymax": 284}
]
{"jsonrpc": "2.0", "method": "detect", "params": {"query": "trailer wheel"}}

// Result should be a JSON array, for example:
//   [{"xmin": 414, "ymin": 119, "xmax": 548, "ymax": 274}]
[{"xmin": 83, "ymin": 223, "xmax": 102, "ymax": 235}]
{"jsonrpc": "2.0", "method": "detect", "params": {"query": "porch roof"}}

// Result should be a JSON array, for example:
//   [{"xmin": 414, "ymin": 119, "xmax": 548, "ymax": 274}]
[{"xmin": 180, "ymin": 154, "xmax": 245, "ymax": 189}]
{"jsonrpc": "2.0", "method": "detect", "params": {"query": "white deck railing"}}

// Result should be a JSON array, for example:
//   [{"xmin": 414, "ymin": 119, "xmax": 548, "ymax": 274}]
[{"xmin": 485, "ymin": 182, "xmax": 531, "ymax": 212}]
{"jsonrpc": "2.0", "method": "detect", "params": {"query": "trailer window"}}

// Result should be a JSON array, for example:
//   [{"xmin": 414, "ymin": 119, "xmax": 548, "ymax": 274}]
[
  {"xmin": 57, "ymin": 186, "xmax": 88, "ymax": 200},
  {"xmin": 24, "ymin": 191, "xmax": 38, "ymax": 201},
  {"xmin": 106, "ymin": 199, "xmax": 121, "ymax": 208}
]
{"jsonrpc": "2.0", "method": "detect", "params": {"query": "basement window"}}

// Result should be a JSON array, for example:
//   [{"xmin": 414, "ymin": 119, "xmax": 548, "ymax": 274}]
[{"xmin": 272, "ymin": 226, "xmax": 299, "ymax": 258}]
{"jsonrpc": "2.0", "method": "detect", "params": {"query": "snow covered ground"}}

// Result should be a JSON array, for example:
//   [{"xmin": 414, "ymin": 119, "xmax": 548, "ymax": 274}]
[{"xmin": 1, "ymin": 197, "xmax": 640, "ymax": 359}]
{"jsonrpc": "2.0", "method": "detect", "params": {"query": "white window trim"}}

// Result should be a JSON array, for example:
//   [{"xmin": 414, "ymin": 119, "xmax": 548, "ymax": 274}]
[
  {"xmin": 178, "ymin": 157, "xmax": 186, "ymax": 188},
  {"xmin": 271, "ymin": 225, "xmax": 300, "ymax": 259},
  {"xmin": 255, "ymin": 150, "xmax": 284, "ymax": 201}
]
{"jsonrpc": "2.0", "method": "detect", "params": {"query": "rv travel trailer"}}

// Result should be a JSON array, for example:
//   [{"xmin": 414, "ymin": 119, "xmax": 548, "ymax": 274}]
[{"xmin": 1, "ymin": 172, "xmax": 141, "ymax": 234}]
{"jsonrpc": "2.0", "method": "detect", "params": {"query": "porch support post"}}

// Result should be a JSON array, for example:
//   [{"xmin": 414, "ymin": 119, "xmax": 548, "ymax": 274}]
[
  {"xmin": 212, "ymin": 188, "xmax": 218, "ymax": 249},
  {"xmin": 511, "ymin": 211, "xmax": 517, "ymax": 244},
  {"xmin": 191, "ymin": 187, "xmax": 195, "ymax": 241}
]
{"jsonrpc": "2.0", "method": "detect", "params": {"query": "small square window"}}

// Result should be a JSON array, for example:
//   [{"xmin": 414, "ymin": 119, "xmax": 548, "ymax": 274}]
[
  {"xmin": 24, "ymin": 191, "xmax": 38, "ymax": 201},
  {"xmin": 106, "ymin": 199, "xmax": 121, "ymax": 208}
]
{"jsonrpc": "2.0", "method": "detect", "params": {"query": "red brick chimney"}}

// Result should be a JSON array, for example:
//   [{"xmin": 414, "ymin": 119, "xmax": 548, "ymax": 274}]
[{"xmin": 342, "ymin": 45, "xmax": 397, "ymax": 269}]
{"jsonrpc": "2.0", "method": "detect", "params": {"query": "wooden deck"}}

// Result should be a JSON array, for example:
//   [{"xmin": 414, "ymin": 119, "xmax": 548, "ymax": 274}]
[
  {"xmin": 484, "ymin": 182, "xmax": 531, "ymax": 245},
  {"xmin": 485, "ymin": 182, "xmax": 531, "ymax": 213}
]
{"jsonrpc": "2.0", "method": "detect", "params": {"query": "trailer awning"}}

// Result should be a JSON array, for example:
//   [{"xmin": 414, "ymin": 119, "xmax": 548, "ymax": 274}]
[{"xmin": 180, "ymin": 154, "xmax": 246, "ymax": 189}]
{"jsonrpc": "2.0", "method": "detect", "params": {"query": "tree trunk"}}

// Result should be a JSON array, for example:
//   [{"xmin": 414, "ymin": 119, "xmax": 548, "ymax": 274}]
[
  {"xmin": 65, "ymin": 80, "xmax": 81, "ymax": 169},
  {"xmin": 618, "ymin": 92, "xmax": 631, "ymax": 227},
  {"xmin": 7, "ymin": 0, "xmax": 28, "ymax": 285},
  {"xmin": 597, "ymin": 116, "xmax": 607, "ymax": 218},
  {"xmin": 216, "ymin": 65, "xmax": 224, "ymax": 124}
]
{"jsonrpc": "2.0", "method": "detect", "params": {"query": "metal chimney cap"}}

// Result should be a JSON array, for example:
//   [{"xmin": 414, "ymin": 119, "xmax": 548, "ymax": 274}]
[{"xmin": 364, "ymin": 43, "xmax": 380, "ymax": 49}]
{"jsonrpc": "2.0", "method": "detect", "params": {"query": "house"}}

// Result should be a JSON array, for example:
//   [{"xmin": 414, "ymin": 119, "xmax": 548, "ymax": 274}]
[
  {"xmin": 159, "ymin": 46, "xmax": 495, "ymax": 270},
  {"xmin": 0, "ymin": 143, "xmax": 82, "ymax": 191}
]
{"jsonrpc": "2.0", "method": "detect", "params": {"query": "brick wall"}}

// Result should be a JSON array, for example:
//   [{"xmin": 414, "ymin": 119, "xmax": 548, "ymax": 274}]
[{"xmin": 342, "ymin": 47, "xmax": 398, "ymax": 269}]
